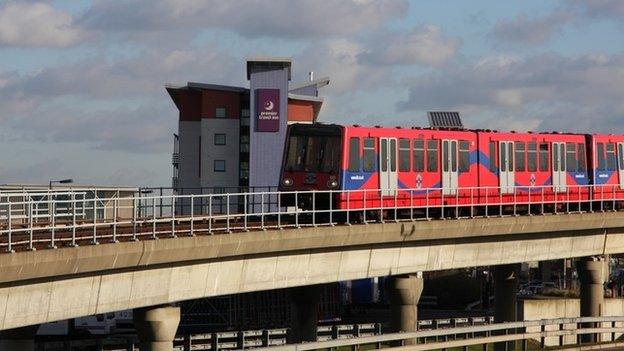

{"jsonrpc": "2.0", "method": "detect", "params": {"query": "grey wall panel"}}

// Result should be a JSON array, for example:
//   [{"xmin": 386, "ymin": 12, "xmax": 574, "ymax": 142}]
[
  {"xmin": 200, "ymin": 119, "xmax": 240, "ymax": 189},
  {"xmin": 249, "ymin": 67, "xmax": 290, "ymax": 190},
  {"xmin": 290, "ymin": 85, "xmax": 317, "ymax": 96},
  {"xmin": 177, "ymin": 121, "xmax": 201, "ymax": 191}
]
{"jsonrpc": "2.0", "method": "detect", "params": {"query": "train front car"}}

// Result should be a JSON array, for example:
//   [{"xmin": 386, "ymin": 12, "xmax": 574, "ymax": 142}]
[
  {"xmin": 339, "ymin": 126, "xmax": 479, "ymax": 215},
  {"xmin": 477, "ymin": 131, "xmax": 590, "ymax": 212},
  {"xmin": 279, "ymin": 123, "xmax": 343, "ymax": 210},
  {"xmin": 588, "ymin": 134, "xmax": 624, "ymax": 208}
]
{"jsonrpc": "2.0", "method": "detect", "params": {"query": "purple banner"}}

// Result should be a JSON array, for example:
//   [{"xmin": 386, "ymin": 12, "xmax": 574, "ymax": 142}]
[{"xmin": 256, "ymin": 89, "xmax": 280, "ymax": 132}]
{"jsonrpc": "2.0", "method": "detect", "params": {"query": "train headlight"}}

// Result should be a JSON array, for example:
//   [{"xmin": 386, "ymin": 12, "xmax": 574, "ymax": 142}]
[
  {"xmin": 282, "ymin": 178, "xmax": 293, "ymax": 187},
  {"xmin": 327, "ymin": 180, "xmax": 339, "ymax": 188}
]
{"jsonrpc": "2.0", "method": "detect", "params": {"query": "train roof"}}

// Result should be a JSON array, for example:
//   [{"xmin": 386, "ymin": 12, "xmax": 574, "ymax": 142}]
[{"xmin": 301, "ymin": 122, "xmax": 616, "ymax": 136}]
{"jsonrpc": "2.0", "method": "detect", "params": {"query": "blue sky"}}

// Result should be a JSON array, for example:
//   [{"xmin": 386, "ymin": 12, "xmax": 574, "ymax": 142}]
[{"xmin": 0, "ymin": 0, "xmax": 623, "ymax": 187}]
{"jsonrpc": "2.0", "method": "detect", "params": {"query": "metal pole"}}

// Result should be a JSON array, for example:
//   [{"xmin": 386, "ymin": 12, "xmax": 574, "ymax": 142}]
[
  {"xmin": 152, "ymin": 198, "xmax": 157, "ymax": 240},
  {"xmin": 112, "ymin": 198, "xmax": 118, "ymax": 243},
  {"xmin": 190, "ymin": 195, "xmax": 195, "ymax": 236},
  {"xmin": 171, "ymin": 196, "xmax": 176, "ymax": 237},
  {"xmin": 6, "ymin": 202, "xmax": 13, "ymax": 253},
  {"xmin": 71, "ymin": 193, "xmax": 77, "ymax": 247},
  {"xmin": 92, "ymin": 197, "xmax": 98, "ymax": 245},
  {"xmin": 132, "ymin": 197, "xmax": 137, "ymax": 241}
]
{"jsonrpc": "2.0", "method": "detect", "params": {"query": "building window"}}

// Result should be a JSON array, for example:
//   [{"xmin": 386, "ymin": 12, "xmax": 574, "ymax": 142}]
[
  {"xmin": 214, "ymin": 160, "xmax": 226, "ymax": 172},
  {"xmin": 239, "ymin": 161, "xmax": 249, "ymax": 180},
  {"xmin": 241, "ymin": 109, "xmax": 250, "ymax": 126},
  {"xmin": 214, "ymin": 133, "xmax": 226, "ymax": 145},
  {"xmin": 240, "ymin": 135, "xmax": 249, "ymax": 153},
  {"xmin": 215, "ymin": 107, "xmax": 226, "ymax": 118}
]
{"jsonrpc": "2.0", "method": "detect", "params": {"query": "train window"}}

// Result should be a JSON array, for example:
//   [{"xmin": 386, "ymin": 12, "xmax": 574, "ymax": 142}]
[
  {"xmin": 413, "ymin": 139, "xmax": 424, "ymax": 172},
  {"xmin": 527, "ymin": 142, "xmax": 537, "ymax": 172},
  {"xmin": 566, "ymin": 143, "xmax": 577, "ymax": 172},
  {"xmin": 451, "ymin": 141, "xmax": 457, "ymax": 172},
  {"xmin": 381, "ymin": 139, "xmax": 388, "ymax": 172},
  {"xmin": 539, "ymin": 143, "xmax": 549, "ymax": 171},
  {"xmin": 515, "ymin": 142, "xmax": 526, "ymax": 172},
  {"xmin": 597, "ymin": 143, "xmax": 606, "ymax": 170},
  {"xmin": 348, "ymin": 137, "xmax": 360, "ymax": 172},
  {"xmin": 427, "ymin": 140, "xmax": 438, "ymax": 172},
  {"xmin": 489, "ymin": 141, "xmax": 497, "ymax": 172},
  {"xmin": 459, "ymin": 141, "xmax": 470, "ymax": 172},
  {"xmin": 500, "ymin": 142, "xmax": 507, "ymax": 172},
  {"xmin": 578, "ymin": 143, "xmax": 587, "ymax": 172},
  {"xmin": 619, "ymin": 144, "xmax": 624, "ymax": 171},
  {"xmin": 399, "ymin": 139, "xmax": 410, "ymax": 172},
  {"xmin": 390, "ymin": 139, "xmax": 397, "ymax": 172},
  {"xmin": 508, "ymin": 143, "xmax": 514, "ymax": 171},
  {"xmin": 442, "ymin": 141, "xmax": 449, "ymax": 172},
  {"xmin": 363, "ymin": 138, "xmax": 376, "ymax": 172},
  {"xmin": 607, "ymin": 143, "xmax": 616, "ymax": 171}
]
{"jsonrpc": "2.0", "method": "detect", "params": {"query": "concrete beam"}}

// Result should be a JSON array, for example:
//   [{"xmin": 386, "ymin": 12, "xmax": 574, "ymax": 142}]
[
  {"xmin": 2, "ymin": 213, "xmax": 624, "ymax": 330},
  {"xmin": 1, "ymin": 212, "xmax": 623, "ymax": 285}
]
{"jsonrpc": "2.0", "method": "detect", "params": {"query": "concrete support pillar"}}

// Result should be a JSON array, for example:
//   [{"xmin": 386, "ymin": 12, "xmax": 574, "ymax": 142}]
[
  {"xmin": 0, "ymin": 325, "xmax": 38, "ymax": 351},
  {"xmin": 288, "ymin": 284, "xmax": 322, "ymax": 343},
  {"xmin": 576, "ymin": 256, "xmax": 606, "ymax": 344},
  {"xmin": 493, "ymin": 264, "xmax": 520, "ymax": 351},
  {"xmin": 133, "ymin": 305, "xmax": 181, "ymax": 351},
  {"xmin": 387, "ymin": 274, "xmax": 424, "ymax": 345}
]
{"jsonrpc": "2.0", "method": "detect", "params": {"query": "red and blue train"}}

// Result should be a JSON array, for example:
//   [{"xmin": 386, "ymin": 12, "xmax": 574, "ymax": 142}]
[{"xmin": 279, "ymin": 123, "xmax": 624, "ymax": 213}]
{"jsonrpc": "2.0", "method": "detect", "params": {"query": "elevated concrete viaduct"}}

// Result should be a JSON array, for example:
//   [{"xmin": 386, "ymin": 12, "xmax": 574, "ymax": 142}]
[{"xmin": 2, "ymin": 212, "xmax": 624, "ymax": 350}]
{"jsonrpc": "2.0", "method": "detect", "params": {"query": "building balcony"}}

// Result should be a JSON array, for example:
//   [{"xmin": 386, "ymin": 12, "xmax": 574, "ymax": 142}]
[
  {"xmin": 172, "ymin": 177, "xmax": 179, "ymax": 189},
  {"xmin": 172, "ymin": 153, "xmax": 179, "ymax": 165}
]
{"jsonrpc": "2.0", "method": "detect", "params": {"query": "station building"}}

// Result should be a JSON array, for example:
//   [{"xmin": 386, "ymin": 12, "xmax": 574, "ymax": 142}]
[{"xmin": 166, "ymin": 57, "xmax": 330, "ymax": 193}]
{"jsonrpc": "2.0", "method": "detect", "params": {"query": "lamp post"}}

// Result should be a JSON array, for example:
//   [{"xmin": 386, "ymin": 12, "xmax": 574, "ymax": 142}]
[{"xmin": 49, "ymin": 178, "xmax": 73, "ymax": 189}]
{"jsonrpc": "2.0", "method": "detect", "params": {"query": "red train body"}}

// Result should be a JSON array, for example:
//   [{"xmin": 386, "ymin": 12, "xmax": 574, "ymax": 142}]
[{"xmin": 279, "ymin": 123, "xmax": 624, "ymax": 211}]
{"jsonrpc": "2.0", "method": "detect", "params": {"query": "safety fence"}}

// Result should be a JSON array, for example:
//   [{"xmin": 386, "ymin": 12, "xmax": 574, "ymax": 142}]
[
  {"xmin": 2, "ymin": 184, "xmax": 624, "ymax": 252},
  {"xmin": 253, "ymin": 316, "xmax": 624, "ymax": 351}
]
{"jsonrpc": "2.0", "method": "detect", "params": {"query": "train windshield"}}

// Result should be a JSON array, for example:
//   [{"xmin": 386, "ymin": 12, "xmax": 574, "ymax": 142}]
[{"xmin": 284, "ymin": 126, "xmax": 341, "ymax": 173}]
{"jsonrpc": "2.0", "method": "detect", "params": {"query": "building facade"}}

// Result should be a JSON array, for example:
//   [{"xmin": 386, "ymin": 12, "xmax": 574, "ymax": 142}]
[{"xmin": 167, "ymin": 58, "xmax": 329, "ymax": 196}]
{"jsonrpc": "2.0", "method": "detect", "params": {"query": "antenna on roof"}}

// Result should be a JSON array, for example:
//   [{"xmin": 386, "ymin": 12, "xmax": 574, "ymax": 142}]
[
  {"xmin": 428, "ymin": 111, "xmax": 464, "ymax": 129},
  {"xmin": 309, "ymin": 71, "xmax": 314, "ymax": 82}
]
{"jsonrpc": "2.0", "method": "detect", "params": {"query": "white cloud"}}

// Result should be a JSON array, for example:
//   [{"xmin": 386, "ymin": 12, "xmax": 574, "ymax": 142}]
[
  {"xmin": 491, "ymin": 12, "xmax": 573, "ymax": 45},
  {"xmin": 0, "ymin": 1, "xmax": 84, "ymax": 47},
  {"xmin": 81, "ymin": 0, "xmax": 409, "ymax": 39},
  {"xmin": 359, "ymin": 25, "xmax": 461, "ymax": 66},
  {"xmin": 399, "ymin": 53, "xmax": 624, "ymax": 133}
]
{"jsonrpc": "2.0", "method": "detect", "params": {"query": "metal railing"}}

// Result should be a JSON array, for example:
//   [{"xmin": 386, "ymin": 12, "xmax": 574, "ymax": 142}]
[
  {"xmin": 254, "ymin": 316, "xmax": 624, "ymax": 351},
  {"xmin": 2, "ymin": 184, "xmax": 624, "ymax": 253}
]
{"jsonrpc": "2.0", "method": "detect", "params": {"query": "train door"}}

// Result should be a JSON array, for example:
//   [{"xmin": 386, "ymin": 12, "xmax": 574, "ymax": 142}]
[
  {"xmin": 442, "ymin": 140, "xmax": 458, "ymax": 195},
  {"xmin": 499, "ymin": 141, "xmax": 515, "ymax": 194},
  {"xmin": 379, "ymin": 138, "xmax": 398, "ymax": 196},
  {"xmin": 618, "ymin": 143, "xmax": 624, "ymax": 189},
  {"xmin": 552, "ymin": 142, "xmax": 567, "ymax": 192}
]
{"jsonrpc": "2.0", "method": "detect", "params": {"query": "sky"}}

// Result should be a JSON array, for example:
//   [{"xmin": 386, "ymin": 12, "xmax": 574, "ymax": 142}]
[{"xmin": 0, "ymin": 0, "xmax": 623, "ymax": 187}]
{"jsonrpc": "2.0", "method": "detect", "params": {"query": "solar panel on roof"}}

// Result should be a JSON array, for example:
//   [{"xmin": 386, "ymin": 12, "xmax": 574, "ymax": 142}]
[{"xmin": 428, "ymin": 111, "xmax": 464, "ymax": 129}]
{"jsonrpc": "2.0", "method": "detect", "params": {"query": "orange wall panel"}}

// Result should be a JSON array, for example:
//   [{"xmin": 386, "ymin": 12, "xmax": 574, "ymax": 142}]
[{"xmin": 288, "ymin": 100, "xmax": 315, "ymax": 122}]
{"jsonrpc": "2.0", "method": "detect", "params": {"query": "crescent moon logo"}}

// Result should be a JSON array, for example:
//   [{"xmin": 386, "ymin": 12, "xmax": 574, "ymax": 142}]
[{"xmin": 265, "ymin": 101, "xmax": 274, "ymax": 110}]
